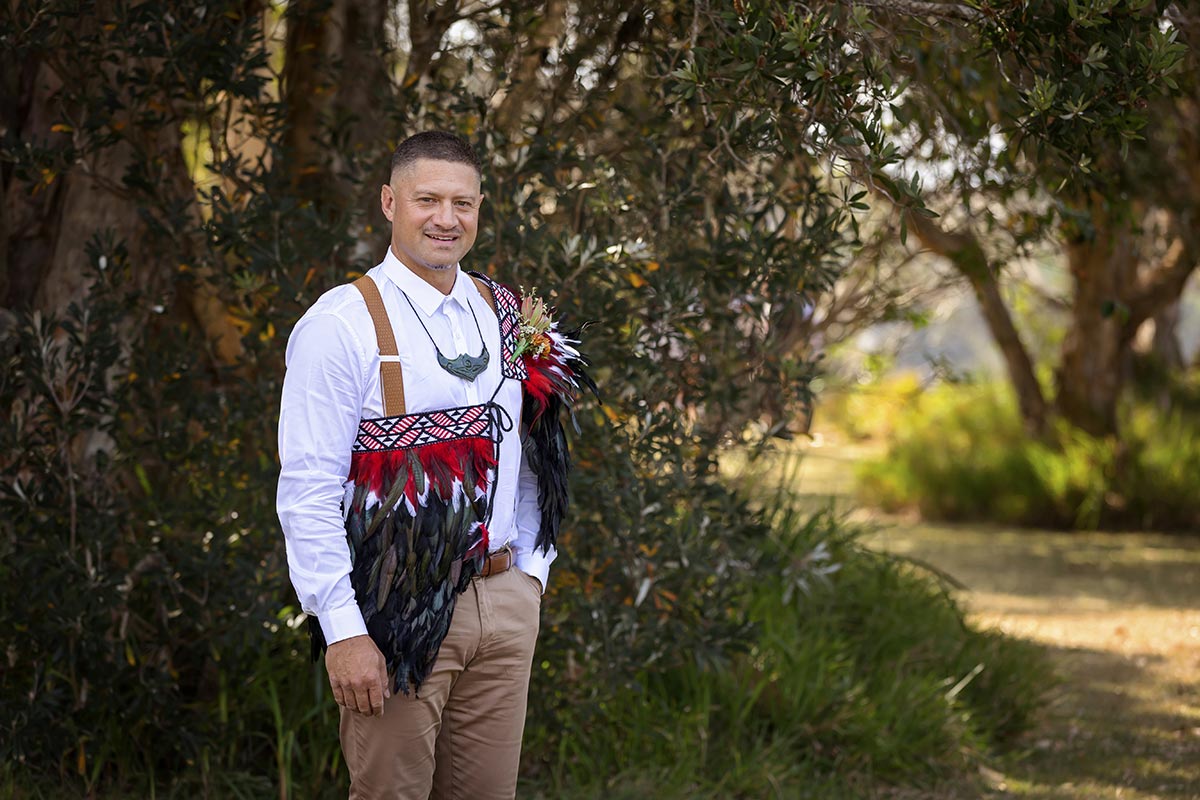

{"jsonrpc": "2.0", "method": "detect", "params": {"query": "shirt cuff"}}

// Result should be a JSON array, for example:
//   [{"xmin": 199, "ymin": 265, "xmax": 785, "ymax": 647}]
[
  {"xmin": 515, "ymin": 547, "xmax": 555, "ymax": 595},
  {"xmin": 317, "ymin": 604, "xmax": 368, "ymax": 645}
]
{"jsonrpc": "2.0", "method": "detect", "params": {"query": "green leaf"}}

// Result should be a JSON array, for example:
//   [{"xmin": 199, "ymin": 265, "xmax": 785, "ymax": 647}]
[{"xmin": 134, "ymin": 464, "xmax": 152, "ymax": 496}]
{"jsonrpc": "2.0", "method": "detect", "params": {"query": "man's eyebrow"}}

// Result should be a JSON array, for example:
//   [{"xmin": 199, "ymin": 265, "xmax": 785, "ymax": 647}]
[{"xmin": 409, "ymin": 187, "xmax": 479, "ymax": 200}]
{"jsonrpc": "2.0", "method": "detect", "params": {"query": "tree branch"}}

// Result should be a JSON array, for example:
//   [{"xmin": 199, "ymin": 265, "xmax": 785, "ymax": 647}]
[
  {"xmin": 903, "ymin": 207, "xmax": 1048, "ymax": 434},
  {"xmin": 1127, "ymin": 235, "xmax": 1196, "ymax": 329},
  {"xmin": 493, "ymin": 0, "xmax": 568, "ymax": 131}
]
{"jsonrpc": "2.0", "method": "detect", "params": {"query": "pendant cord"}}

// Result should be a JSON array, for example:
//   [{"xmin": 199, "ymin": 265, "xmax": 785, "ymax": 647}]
[{"xmin": 398, "ymin": 288, "xmax": 489, "ymax": 377}]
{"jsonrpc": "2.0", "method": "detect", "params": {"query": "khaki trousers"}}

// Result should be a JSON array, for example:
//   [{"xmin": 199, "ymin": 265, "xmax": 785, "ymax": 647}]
[{"xmin": 339, "ymin": 566, "xmax": 542, "ymax": 800}]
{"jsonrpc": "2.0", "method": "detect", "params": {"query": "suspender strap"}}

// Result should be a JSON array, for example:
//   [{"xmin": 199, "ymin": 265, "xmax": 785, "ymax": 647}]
[
  {"xmin": 353, "ymin": 276, "xmax": 406, "ymax": 417},
  {"xmin": 352, "ymin": 272, "xmax": 500, "ymax": 418}
]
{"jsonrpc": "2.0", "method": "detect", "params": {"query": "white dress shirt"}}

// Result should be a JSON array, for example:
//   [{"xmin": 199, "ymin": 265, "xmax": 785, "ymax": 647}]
[{"xmin": 277, "ymin": 247, "xmax": 554, "ymax": 646}]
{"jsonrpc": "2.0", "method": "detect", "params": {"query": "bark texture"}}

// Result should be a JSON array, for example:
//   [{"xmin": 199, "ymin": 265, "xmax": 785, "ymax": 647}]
[
  {"xmin": 1057, "ymin": 202, "xmax": 1194, "ymax": 437},
  {"xmin": 3, "ymin": 12, "xmax": 246, "ymax": 365},
  {"xmin": 284, "ymin": 0, "xmax": 395, "ymax": 225}
]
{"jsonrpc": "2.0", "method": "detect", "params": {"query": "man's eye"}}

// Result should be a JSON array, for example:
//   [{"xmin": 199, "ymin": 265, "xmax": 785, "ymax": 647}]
[
  {"xmin": 418, "ymin": 197, "xmax": 435, "ymax": 203},
  {"xmin": 455, "ymin": 201, "xmax": 473, "ymax": 209}
]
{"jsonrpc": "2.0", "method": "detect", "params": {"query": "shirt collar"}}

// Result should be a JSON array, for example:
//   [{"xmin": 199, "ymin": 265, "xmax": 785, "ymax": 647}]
[
  {"xmin": 381, "ymin": 247, "xmax": 465, "ymax": 316},
  {"xmin": 446, "ymin": 267, "xmax": 476, "ymax": 312}
]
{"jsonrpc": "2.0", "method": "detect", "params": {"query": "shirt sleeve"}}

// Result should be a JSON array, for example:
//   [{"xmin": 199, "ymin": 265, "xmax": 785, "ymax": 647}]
[
  {"xmin": 276, "ymin": 311, "xmax": 369, "ymax": 644},
  {"xmin": 512, "ymin": 440, "xmax": 556, "ymax": 593}
]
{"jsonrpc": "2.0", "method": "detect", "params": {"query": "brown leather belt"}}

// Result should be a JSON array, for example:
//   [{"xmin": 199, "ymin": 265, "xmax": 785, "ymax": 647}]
[{"xmin": 479, "ymin": 545, "xmax": 513, "ymax": 578}]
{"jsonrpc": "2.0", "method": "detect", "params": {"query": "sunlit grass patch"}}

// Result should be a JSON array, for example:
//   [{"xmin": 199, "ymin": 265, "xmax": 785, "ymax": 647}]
[{"xmin": 853, "ymin": 382, "xmax": 1200, "ymax": 531}]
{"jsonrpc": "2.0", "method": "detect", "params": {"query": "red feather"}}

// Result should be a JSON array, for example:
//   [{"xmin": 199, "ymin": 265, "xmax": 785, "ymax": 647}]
[
  {"xmin": 523, "ymin": 351, "xmax": 572, "ymax": 424},
  {"xmin": 349, "ymin": 437, "xmax": 496, "ymax": 505}
]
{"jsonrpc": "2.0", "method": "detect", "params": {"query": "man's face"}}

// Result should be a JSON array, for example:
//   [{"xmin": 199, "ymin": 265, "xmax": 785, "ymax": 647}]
[{"xmin": 381, "ymin": 158, "xmax": 483, "ymax": 273}]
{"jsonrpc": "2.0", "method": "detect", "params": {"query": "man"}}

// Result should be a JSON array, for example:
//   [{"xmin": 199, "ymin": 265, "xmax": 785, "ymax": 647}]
[{"xmin": 277, "ymin": 131, "xmax": 584, "ymax": 799}]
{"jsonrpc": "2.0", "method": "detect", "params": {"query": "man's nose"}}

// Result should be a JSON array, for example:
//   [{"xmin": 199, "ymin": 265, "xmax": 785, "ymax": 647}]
[{"xmin": 432, "ymin": 201, "xmax": 456, "ymax": 227}]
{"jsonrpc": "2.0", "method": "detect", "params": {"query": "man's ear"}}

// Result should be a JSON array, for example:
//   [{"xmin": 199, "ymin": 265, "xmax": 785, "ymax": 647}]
[{"xmin": 380, "ymin": 183, "xmax": 396, "ymax": 222}]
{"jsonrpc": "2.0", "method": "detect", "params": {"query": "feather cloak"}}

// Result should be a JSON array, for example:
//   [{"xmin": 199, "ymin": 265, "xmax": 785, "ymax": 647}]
[
  {"xmin": 308, "ymin": 274, "xmax": 593, "ymax": 696},
  {"xmin": 308, "ymin": 407, "xmax": 499, "ymax": 696}
]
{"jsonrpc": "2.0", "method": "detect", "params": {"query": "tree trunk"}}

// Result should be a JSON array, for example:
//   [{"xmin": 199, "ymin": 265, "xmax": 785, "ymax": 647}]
[
  {"xmin": 3, "ymin": 10, "xmax": 249, "ymax": 365},
  {"xmin": 1054, "ymin": 289, "xmax": 1129, "ymax": 438},
  {"xmin": 1150, "ymin": 301, "xmax": 1185, "ymax": 372},
  {"xmin": 908, "ymin": 212, "xmax": 1049, "ymax": 436},
  {"xmin": 4, "ymin": 62, "xmax": 180, "ymax": 333},
  {"xmin": 1056, "ymin": 203, "xmax": 1195, "ymax": 437},
  {"xmin": 284, "ymin": 0, "xmax": 395, "ymax": 242}
]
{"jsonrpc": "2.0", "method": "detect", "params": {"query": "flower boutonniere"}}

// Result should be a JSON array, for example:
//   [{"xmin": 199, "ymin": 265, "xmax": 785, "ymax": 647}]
[{"xmin": 512, "ymin": 289, "xmax": 556, "ymax": 362}]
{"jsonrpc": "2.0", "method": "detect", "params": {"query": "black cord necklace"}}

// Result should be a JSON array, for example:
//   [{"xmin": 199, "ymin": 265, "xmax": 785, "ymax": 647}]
[{"xmin": 399, "ymin": 290, "xmax": 490, "ymax": 382}]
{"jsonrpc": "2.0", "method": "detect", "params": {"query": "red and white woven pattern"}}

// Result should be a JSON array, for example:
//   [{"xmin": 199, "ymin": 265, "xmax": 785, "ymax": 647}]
[
  {"xmin": 354, "ymin": 404, "xmax": 494, "ymax": 452},
  {"xmin": 469, "ymin": 272, "xmax": 527, "ymax": 380}
]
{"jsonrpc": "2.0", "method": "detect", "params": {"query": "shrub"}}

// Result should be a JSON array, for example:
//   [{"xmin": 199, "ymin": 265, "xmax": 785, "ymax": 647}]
[
  {"xmin": 520, "ymin": 506, "xmax": 1049, "ymax": 798},
  {"xmin": 818, "ymin": 373, "xmax": 925, "ymax": 443},
  {"xmin": 855, "ymin": 382, "xmax": 1200, "ymax": 531}
]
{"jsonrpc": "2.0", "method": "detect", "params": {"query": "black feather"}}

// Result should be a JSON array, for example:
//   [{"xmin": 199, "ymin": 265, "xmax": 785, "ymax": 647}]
[
  {"xmin": 522, "ymin": 325, "xmax": 599, "ymax": 555},
  {"xmin": 308, "ymin": 446, "xmax": 488, "ymax": 696}
]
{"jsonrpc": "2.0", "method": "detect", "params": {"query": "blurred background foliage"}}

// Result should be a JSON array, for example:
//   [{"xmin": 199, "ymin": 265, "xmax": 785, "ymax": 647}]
[
  {"xmin": 848, "ymin": 377, "xmax": 1200, "ymax": 530},
  {"xmin": 1, "ymin": 0, "xmax": 1194, "ymax": 796}
]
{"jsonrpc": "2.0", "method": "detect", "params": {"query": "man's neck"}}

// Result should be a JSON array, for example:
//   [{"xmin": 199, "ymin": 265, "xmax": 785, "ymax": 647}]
[
  {"xmin": 393, "ymin": 250, "xmax": 458, "ymax": 296},
  {"xmin": 411, "ymin": 265, "xmax": 457, "ymax": 296}
]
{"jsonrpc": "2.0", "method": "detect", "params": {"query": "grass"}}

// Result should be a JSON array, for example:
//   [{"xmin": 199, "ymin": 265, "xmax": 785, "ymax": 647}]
[
  {"xmin": 732, "ymin": 433, "xmax": 1200, "ymax": 800},
  {"xmin": 871, "ymin": 522, "xmax": 1200, "ymax": 800},
  {"xmin": 850, "ymin": 380, "xmax": 1200, "ymax": 531},
  {"xmin": 517, "ymin": 454, "xmax": 1053, "ymax": 798}
]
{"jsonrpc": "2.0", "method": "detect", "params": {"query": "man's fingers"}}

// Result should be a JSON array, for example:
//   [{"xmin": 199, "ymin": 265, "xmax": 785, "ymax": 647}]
[
  {"xmin": 351, "ymin": 684, "xmax": 372, "ymax": 716},
  {"xmin": 368, "ymin": 684, "xmax": 385, "ymax": 716},
  {"xmin": 325, "ymin": 636, "xmax": 389, "ymax": 714}
]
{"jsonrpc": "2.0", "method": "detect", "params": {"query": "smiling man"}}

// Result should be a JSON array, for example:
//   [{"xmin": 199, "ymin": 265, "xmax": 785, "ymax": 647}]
[{"xmin": 277, "ymin": 131, "xmax": 575, "ymax": 799}]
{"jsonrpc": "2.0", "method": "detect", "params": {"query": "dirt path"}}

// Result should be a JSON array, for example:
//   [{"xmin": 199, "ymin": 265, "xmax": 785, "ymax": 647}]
[
  {"xmin": 867, "ymin": 524, "xmax": 1200, "ymax": 800},
  {"xmin": 751, "ymin": 442, "xmax": 1200, "ymax": 799}
]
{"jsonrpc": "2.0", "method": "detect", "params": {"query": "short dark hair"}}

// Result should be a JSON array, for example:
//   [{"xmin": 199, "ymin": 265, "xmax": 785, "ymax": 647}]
[{"xmin": 389, "ymin": 131, "xmax": 481, "ymax": 180}]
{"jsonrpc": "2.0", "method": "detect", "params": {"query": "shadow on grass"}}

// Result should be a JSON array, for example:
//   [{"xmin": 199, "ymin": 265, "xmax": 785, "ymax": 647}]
[
  {"xmin": 862, "ymin": 521, "xmax": 1200, "ymax": 612},
  {"xmin": 993, "ymin": 639, "xmax": 1200, "ymax": 800}
]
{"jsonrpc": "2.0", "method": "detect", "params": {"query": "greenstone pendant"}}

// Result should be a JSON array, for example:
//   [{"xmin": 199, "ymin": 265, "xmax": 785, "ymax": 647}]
[{"xmin": 437, "ymin": 341, "xmax": 489, "ymax": 382}]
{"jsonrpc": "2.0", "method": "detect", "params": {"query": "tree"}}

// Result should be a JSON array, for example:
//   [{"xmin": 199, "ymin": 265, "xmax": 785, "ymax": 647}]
[
  {"xmin": 883, "ymin": 0, "xmax": 1198, "ymax": 438},
  {"xmin": 683, "ymin": 0, "xmax": 1196, "ymax": 438},
  {"xmin": 2, "ymin": 0, "xmax": 874, "ymax": 786}
]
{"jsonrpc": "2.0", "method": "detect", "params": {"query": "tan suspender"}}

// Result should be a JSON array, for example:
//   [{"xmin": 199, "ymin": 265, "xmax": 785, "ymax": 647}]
[
  {"xmin": 353, "ymin": 276, "xmax": 406, "ymax": 416},
  {"xmin": 352, "ymin": 273, "xmax": 498, "ymax": 418}
]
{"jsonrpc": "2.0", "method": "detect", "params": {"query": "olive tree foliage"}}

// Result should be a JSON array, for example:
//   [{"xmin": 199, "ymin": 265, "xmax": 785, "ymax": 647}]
[
  {"xmin": 693, "ymin": 0, "xmax": 1196, "ymax": 438},
  {"xmin": 0, "ymin": 0, "xmax": 891, "ymax": 788},
  {"xmin": 876, "ymin": 0, "xmax": 1199, "ymax": 439}
]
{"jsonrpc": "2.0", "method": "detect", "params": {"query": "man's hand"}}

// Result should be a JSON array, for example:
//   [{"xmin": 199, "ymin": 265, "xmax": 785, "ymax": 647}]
[{"xmin": 325, "ymin": 635, "xmax": 390, "ymax": 716}]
